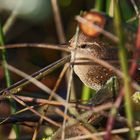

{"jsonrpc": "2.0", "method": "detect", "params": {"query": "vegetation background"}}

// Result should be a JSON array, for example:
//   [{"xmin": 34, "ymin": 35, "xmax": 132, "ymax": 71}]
[{"xmin": 0, "ymin": 0, "xmax": 140, "ymax": 140}]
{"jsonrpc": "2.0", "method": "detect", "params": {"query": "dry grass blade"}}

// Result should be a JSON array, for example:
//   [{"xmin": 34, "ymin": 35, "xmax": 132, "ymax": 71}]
[
  {"xmin": 0, "ymin": 43, "xmax": 70, "ymax": 52},
  {"xmin": 51, "ymin": 0, "xmax": 66, "ymax": 43},
  {"xmin": 65, "ymin": 126, "xmax": 140, "ymax": 140},
  {"xmin": 3, "ymin": 0, "xmax": 22, "ymax": 34},
  {"xmin": 45, "ymin": 63, "xmax": 69, "ymax": 112}
]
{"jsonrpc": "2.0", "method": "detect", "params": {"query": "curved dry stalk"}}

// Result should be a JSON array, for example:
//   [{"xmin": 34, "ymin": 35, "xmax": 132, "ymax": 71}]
[
  {"xmin": 61, "ymin": 64, "xmax": 74, "ymax": 139},
  {"xmin": 3, "ymin": 0, "xmax": 23, "ymax": 34},
  {"xmin": 46, "ymin": 63, "xmax": 69, "ymax": 110},
  {"xmin": 0, "ymin": 96, "xmax": 113, "ymax": 126},
  {"xmin": 65, "ymin": 126, "xmax": 140, "ymax": 140},
  {"xmin": 61, "ymin": 26, "xmax": 80, "ymax": 140},
  {"xmin": 51, "ymin": 0, "xmax": 66, "ymax": 44},
  {"xmin": 0, "ymin": 94, "xmax": 114, "ymax": 111},
  {"xmin": 0, "ymin": 43, "xmax": 70, "ymax": 52}
]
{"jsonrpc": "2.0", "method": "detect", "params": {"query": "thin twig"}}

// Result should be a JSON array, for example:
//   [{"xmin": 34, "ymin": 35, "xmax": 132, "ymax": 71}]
[
  {"xmin": 0, "ymin": 43, "xmax": 70, "ymax": 52},
  {"xmin": 0, "ymin": 95, "xmax": 114, "ymax": 111},
  {"xmin": 48, "ymin": 64, "xmax": 69, "ymax": 105},
  {"xmin": 130, "ymin": 0, "xmax": 139, "ymax": 17},
  {"xmin": 51, "ymin": 0, "xmax": 66, "ymax": 43},
  {"xmin": 61, "ymin": 27, "xmax": 80, "ymax": 140},
  {"xmin": 105, "ymin": 1, "xmax": 136, "ymax": 139},
  {"xmin": 3, "ymin": 0, "xmax": 22, "ymax": 34},
  {"xmin": 0, "ymin": 16, "xmax": 19, "ymax": 137},
  {"xmin": 129, "ymin": 0, "xmax": 140, "ymax": 76},
  {"xmin": 65, "ymin": 126, "xmax": 140, "ymax": 140}
]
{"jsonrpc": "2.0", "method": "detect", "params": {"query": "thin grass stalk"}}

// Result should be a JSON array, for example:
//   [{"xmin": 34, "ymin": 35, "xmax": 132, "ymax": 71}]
[
  {"xmin": 0, "ymin": 22, "xmax": 19, "ymax": 138},
  {"xmin": 120, "ymin": 0, "xmax": 133, "ymax": 21},
  {"xmin": 61, "ymin": 26, "xmax": 79, "ymax": 139},
  {"xmin": 63, "ymin": 126, "xmax": 140, "ymax": 140},
  {"xmin": 51, "ymin": 0, "xmax": 66, "ymax": 44},
  {"xmin": 114, "ymin": 1, "xmax": 135, "ymax": 139},
  {"xmin": 81, "ymin": 86, "xmax": 91, "ymax": 104},
  {"xmin": 106, "ymin": 0, "xmax": 111, "ymax": 14},
  {"xmin": 3, "ymin": 0, "xmax": 22, "ymax": 34},
  {"xmin": 0, "ymin": 23, "xmax": 11, "ymax": 87},
  {"xmin": 128, "ymin": 2, "xmax": 140, "ymax": 103},
  {"xmin": 51, "ymin": 0, "xmax": 78, "ymax": 114},
  {"xmin": 94, "ymin": 0, "xmax": 103, "ymax": 11},
  {"xmin": 104, "ymin": 1, "xmax": 116, "ymax": 139},
  {"xmin": 106, "ymin": 0, "xmax": 114, "ymax": 16}
]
